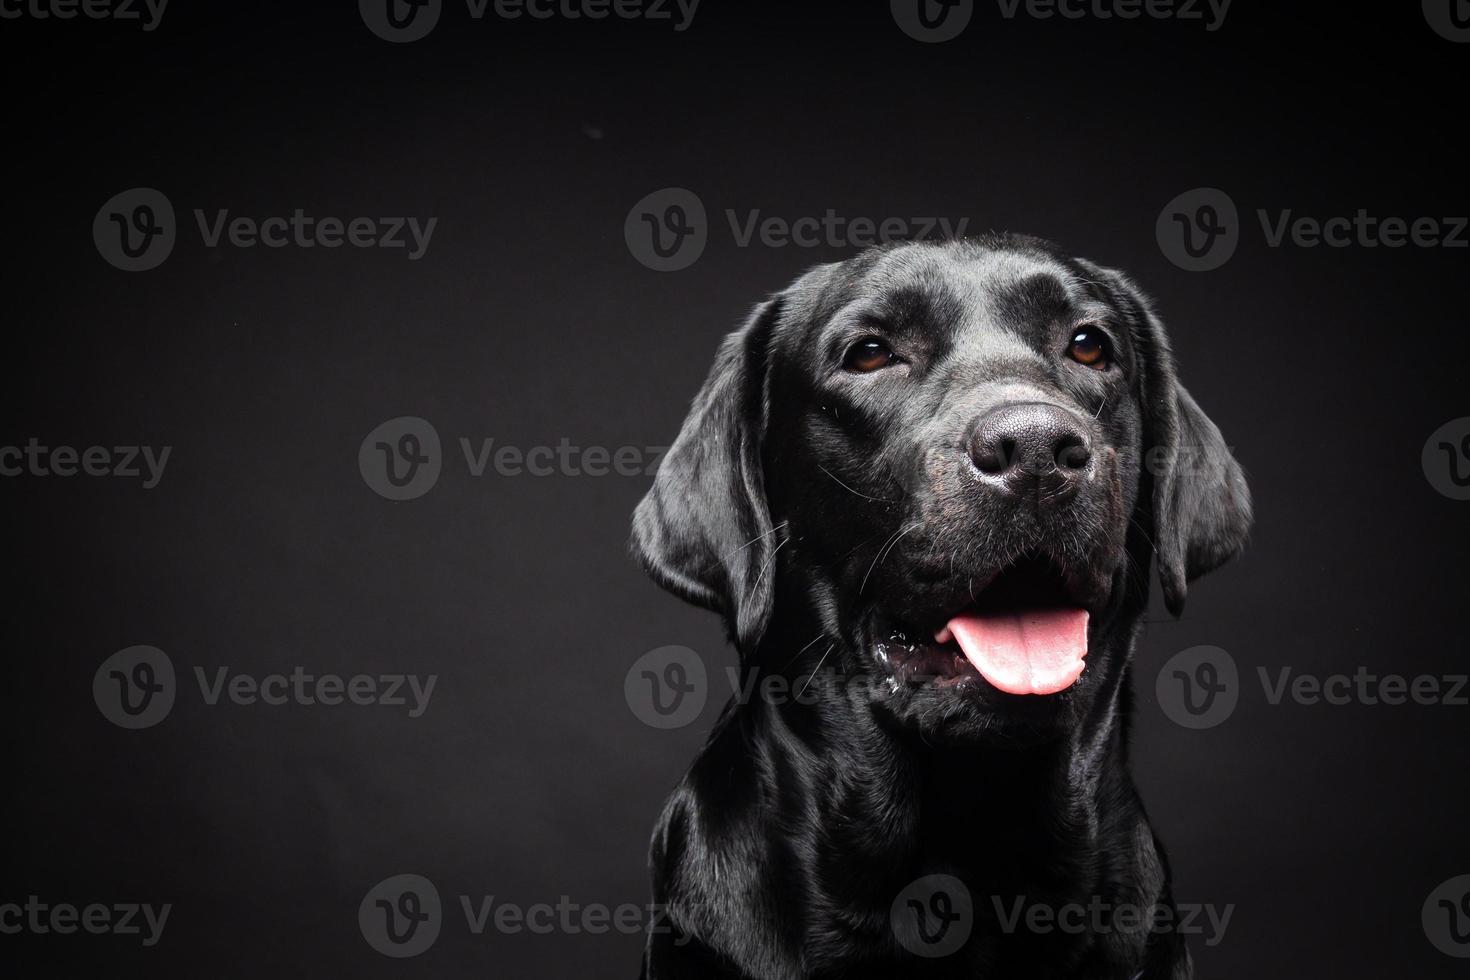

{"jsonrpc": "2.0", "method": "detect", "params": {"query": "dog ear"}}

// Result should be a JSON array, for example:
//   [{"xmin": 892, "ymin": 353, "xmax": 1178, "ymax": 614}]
[
  {"xmin": 1076, "ymin": 261, "xmax": 1252, "ymax": 616},
  {"xmin": 631, "ymin": 298, "xmax": 782, "ymax": 650},
  {"xmin": 1152, "ymin": 380, "xmax": 1253, "ymax": 615}
]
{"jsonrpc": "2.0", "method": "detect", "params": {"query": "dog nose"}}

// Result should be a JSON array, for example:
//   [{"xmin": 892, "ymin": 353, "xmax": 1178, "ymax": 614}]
[{"xmin": 970, "ymin": 402, "xmax": 1093, "ymax": 501}]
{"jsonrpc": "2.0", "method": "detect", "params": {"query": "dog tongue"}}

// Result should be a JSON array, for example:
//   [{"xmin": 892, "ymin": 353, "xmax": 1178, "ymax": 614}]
[{"xmin": 937, "ymin": 609, "xmax": 1090, "ymax": 695}]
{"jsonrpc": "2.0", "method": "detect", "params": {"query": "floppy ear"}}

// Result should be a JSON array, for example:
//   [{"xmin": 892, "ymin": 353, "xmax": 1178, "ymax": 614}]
[
  {"xmin": 1077, "ymin": 261, "xmax": 1252, "ymax": 616},
  {"xmin": 1150, "ymin": 381, "xmax": 1253, "ymax": 616},
  {"xmin": 631, "ymin": 298, "xmax": 782, "ymax": 650}
]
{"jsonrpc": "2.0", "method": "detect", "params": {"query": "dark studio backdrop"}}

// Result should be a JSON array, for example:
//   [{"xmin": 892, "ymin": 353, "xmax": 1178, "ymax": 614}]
[{"xmin": 3, "ymin": 1, "xmax": 1468, "ymax": 977}]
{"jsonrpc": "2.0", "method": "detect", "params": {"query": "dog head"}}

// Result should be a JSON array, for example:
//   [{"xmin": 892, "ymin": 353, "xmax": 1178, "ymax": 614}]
[{"xmin": 633, "ymin": 237, "xmax": 1251, "ymax": 742}]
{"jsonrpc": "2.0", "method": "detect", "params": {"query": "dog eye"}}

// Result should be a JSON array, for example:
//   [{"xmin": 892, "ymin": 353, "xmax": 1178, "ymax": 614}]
[
  {"xmin": 844, "ymin": 338, "xmax": 897, "ymax": 373},
  {"xmin": 1067, "ymin": 328, "xmax": 1111, "ymax": 370}
]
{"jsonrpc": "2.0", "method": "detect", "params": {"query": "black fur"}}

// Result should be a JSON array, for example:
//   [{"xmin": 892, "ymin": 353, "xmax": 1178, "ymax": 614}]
[{"xmin": 631, "ymin": 237, "xmax": 1251, "ymax": 979}]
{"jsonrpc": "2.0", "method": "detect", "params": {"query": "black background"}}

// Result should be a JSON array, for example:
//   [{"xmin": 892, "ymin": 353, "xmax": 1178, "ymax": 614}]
[{"xmin": 3, "ymin": 1, "xmax": 1468, "ymax": 977}]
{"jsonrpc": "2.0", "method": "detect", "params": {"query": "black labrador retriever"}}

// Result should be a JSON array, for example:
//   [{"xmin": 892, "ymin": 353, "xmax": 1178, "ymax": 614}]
[{"xmin": 631, "ymin": 236, "xmax": 1251, "ymax": 979}]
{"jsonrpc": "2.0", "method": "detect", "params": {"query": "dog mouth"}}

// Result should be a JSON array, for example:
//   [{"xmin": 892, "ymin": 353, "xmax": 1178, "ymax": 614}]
[{"xmin": 873, "ymin": 555, "xmax": 1093, "ymax": 697}]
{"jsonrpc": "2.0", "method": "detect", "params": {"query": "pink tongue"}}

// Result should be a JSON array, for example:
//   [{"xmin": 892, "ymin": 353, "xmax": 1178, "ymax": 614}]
[{"xmin": 937, "ymin": 608, "xmax": 1090, "ymax": 696}]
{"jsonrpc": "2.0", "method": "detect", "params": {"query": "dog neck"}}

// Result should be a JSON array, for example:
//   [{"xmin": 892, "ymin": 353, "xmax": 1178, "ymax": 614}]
[
  {"xmin": 655, "ymin": 620, "xmax": 1167, "ymax": 975},
  {"xmin": 748, "ymin": 630, "xmax": 1142, "ymax": 891}
]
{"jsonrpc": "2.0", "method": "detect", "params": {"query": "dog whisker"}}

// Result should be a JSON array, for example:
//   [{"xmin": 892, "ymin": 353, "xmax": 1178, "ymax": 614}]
[
  {"xmin": 752, "ymin": 535, "xmax": 791, "ymax": 593},
  {"xmin": 794, "ymin": 643, "xmax": 835, "ymax": 700},
  {"xmin": 817, "ymin": 465, "xmax": 897, "ymax": 504},
  {"xmin": 1126, "ymin": 514, "xmax": 1159, "ymax": 553},
  {"xmin": 705, "ymin": 520, "xmax": 789, "ymax": 575},
  {"xmin": 858, "ymin": 525, "xmax": 909, "ymax": 597},
  {"xmin": 781, "ymin": 632, "xmax": 830, "ymax": 672},
  {"xmin": 860, "ymin": 522, "xmax": 920, "ymax": 596}
]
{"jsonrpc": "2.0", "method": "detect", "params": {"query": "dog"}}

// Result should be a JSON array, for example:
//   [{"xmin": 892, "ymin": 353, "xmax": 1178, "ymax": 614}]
[{"xmin": 630, "ymin": 236, "xmax": 1251, "ymax": 979}]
